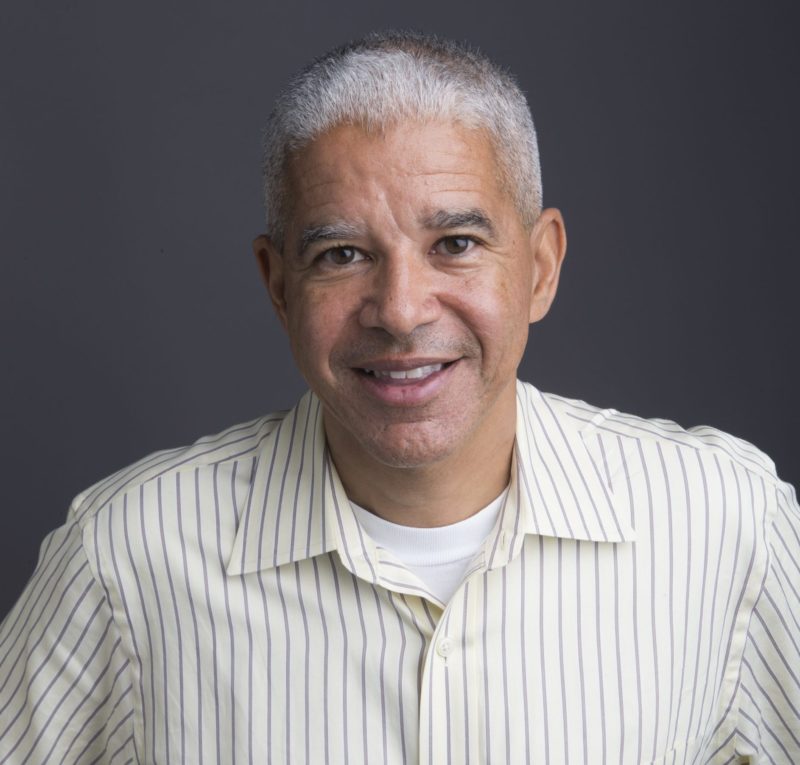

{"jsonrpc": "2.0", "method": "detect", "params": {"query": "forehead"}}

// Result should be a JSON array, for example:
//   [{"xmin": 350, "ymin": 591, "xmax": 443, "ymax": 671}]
[{"xmin": 282, "ymin": 121, "xmax": 510, "ymax": 232}]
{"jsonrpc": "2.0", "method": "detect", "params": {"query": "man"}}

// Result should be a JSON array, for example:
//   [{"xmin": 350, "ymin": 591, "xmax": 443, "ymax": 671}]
[{"xmin": 1, "ymin": 31, "xmax": 798, "ymax": 764}]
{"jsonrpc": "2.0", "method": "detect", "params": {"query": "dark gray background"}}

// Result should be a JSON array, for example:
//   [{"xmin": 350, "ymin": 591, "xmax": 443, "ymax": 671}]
[{"xmin": 2, "ymin": 1, "xmax": 798, "ymax": 618}]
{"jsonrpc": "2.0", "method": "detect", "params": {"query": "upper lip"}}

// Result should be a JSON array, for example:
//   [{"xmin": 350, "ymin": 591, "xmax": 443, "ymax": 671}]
[{"xmin": 353, "ymin": 357, "xmax": 458, "ymax": 372}]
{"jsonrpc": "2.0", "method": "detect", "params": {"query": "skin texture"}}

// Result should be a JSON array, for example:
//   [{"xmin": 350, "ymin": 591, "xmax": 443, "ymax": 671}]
[{"xmin": 254, "ymin": 121, "xmax": 566, "ymax": 526}]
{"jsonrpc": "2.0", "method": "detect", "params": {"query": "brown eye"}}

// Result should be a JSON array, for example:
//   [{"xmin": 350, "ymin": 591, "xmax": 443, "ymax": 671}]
[
  {"xmin": 439, "ymin": 236, "xmax": 473, "ymax": 255},
  {"xmin": 321, "ymin": 247, "xmax": 365, "ymax": 266}
]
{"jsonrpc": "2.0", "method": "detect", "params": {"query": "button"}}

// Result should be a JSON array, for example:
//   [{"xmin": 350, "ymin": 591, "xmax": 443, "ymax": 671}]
[{"xmin": 436, "ymin": 638, "xmax": 453, "ymax": 658}]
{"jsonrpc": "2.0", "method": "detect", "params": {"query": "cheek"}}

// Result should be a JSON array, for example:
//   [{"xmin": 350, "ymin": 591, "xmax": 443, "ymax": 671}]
[
  {"xmin": 460, "ymin": 269, "xmax": 532, "ymax": 349},
  {"xmin": 286, "ymin": 285, "xmax": 355, "ymax": 371}
]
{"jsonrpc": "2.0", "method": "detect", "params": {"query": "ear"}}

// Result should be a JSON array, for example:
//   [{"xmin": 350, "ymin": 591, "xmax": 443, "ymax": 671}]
[
  {"xmin": 527, "ymin": 207, "xmax": 567, "ymax": 323},
  {"xmin": 253, "ymin": 234, "xmax": 289, "ymax": 329}
]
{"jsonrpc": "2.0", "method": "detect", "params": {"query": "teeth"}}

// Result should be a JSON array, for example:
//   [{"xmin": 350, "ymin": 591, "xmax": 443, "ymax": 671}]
[{"xmin": 365, "ymin": 364, "xmax": 443, "ymax": 380}]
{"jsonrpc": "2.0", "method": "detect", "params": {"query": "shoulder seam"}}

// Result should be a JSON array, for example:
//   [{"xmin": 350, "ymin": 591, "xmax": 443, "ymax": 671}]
[{"xmin": 71, "ymin": 413, "xmax": 286, "ymax": 529}]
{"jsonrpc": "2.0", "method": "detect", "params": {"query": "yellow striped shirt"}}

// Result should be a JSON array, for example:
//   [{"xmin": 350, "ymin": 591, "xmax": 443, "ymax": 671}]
[{"xmin": 1, "ymin": 380, "xmax": 798, "ymax": 763}]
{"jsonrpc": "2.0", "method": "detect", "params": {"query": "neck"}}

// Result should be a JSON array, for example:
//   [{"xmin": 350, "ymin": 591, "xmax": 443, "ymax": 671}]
[{"xmin": 325, "ymin": 394, "xmax": 516, "ymax": 528}]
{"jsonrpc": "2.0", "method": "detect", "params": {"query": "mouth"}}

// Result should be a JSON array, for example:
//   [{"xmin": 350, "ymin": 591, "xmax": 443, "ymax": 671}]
[
  {"xmin": 352, "ymin": 359, "xmax": 459, "ymax": 404},
  {"xmin": 358, "ymin": 362, "xmax": 453, "ymax": 382}
]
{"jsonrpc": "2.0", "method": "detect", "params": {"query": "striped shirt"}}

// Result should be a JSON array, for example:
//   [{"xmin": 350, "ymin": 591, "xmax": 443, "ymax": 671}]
[{"xmin": 0, "ymin": 380, "xmax": 798, "ymax": 764}]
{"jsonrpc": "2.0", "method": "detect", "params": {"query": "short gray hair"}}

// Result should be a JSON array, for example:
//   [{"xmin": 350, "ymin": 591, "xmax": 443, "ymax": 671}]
[{"xmin": 262, "ymin": 31, "xmax": 542, "ymax": 247}]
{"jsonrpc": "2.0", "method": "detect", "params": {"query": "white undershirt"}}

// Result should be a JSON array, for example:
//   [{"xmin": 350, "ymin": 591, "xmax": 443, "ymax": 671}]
[{"xmin": 350, "ymin": 488, "xmax": 508, "ymax": 604}]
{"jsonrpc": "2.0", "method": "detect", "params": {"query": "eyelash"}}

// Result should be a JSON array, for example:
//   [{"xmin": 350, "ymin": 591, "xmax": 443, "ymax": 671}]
[{"xmin": 316, "ymin": 235, "xmax": 482, "ymax": 265}]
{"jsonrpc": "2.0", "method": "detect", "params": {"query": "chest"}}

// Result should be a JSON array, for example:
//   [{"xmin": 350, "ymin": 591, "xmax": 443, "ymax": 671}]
[{"xmin": 120, "ymin": 534, "xmax": 751, "ymax": 764}]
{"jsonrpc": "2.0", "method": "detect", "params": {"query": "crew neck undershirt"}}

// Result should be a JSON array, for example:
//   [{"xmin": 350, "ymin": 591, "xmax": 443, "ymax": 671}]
[{"xmin": 350, "ymin": 488, "xmax": 508, "ymax": 604}]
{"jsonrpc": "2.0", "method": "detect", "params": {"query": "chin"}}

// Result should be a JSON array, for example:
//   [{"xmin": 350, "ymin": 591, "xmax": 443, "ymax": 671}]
[{"xmin": 361, "ymin": 427, "xmax": 460, "ymax": 469}]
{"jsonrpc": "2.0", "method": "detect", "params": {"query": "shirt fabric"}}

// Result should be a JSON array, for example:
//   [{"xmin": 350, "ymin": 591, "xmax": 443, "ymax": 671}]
[
  {"xmin": 350, "ymin": 488, "xmax": 507, "ymax": 604},
  {"xmin": 0, "ymin": 380, "xmax": 798, "ymax": 764}
]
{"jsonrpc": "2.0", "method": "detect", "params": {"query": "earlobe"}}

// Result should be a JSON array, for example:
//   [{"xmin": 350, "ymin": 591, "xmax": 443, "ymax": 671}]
[
  {"xmin": 253, "ymin": 234, "xmax": 289, "ymax": 329},
  {"xmin": 527, "ymin": 208, "xmax": 567, "ymax": 323}
]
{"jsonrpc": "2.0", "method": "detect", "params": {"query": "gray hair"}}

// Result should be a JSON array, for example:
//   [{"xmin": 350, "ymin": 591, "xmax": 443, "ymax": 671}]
[{"xmin": 262, "ymin": 31, "xmax": 542, "ymax": 247}]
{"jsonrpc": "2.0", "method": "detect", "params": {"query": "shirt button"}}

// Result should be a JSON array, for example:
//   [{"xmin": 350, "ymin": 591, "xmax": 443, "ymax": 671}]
[{"xmin": 436, "ymin": 638, "xmax": 453, "ymax": 658}]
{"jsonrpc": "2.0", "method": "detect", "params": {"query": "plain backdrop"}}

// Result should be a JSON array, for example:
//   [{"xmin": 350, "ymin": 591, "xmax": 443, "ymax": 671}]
[{"xmin": 1, "ymin": 0, "xmax": 798, "ymax": 618}]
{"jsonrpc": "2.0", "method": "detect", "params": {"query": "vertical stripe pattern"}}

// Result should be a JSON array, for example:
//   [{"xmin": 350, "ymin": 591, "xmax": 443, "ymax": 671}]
[{"xmin": 0, "ymin": 382, "xmax": 798, "ymax": 763}]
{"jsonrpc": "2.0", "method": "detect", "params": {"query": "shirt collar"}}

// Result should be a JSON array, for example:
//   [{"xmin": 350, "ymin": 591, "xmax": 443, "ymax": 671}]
[
  {"xmin": 226, "ymin": 381, "xmax": 634, "ymax": 576},
  {"xmin": 510, "ymin": 381, "xmax": 635, "ymax": 545}
]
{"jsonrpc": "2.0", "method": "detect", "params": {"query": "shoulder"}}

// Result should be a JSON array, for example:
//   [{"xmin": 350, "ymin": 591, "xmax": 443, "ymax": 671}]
[
  {"xmin": 68, "ymin": 409, "xmax": 291, "ymax": 530},
  {"xmin": 517, "ymin": 380, "xmax": 782, "ymax": 489}
]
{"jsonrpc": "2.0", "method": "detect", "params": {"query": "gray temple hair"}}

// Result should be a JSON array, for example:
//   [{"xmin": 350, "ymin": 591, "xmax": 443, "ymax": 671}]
[{"xmin": 262, "ymin": 30, "xmax": 543, "ymax": 248}]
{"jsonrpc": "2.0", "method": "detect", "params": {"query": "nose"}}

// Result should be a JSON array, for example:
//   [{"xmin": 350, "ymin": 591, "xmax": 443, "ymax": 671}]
[{"xmin": 359, "ymin": 252, "xmax": 442, "ymax": 338}]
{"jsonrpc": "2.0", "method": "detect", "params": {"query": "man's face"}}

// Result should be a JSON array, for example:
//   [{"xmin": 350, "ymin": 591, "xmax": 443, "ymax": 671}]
[{"xmin": 258, "ymin": 121, "xmax": 565, "ymax": 470}]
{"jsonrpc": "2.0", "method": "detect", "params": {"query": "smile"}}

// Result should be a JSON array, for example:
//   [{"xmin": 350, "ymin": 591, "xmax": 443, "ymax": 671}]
[
  {"xmin": 354, "ymin": 359, "xmax": 458, "ymax": 404},
  {"xmin": 362, "ymin": 364, "xmax": 444, "ymax": 380}
]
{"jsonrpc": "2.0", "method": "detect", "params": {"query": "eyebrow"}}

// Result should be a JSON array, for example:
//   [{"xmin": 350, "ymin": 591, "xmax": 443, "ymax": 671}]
[
  {"xmin": 297, "ymin": 222, "xmax": 365, "ymax": 254},
  {"xmin": 295, "ymin": 207, "xmax": 497, "ymax": 254},
  {"xmin": 421, "ymin": 208, "xmax": 497, "ymax": 238}
]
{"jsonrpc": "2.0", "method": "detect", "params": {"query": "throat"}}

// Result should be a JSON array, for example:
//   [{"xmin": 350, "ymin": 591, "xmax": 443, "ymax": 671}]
[{"xmin": 331, "ymin": 437, "xmax": 515, "ymax": 528}]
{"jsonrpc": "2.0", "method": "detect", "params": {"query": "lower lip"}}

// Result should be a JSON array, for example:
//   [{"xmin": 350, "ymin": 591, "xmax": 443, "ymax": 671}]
[{"xmin": 355, "ymin": 362, "xmax": 457, "ymax": 406}]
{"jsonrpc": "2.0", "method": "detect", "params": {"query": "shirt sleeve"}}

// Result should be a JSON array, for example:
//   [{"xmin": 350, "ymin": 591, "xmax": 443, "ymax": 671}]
[
  {"xmin": 733, "ymin": 478, "xmax": 800, "ymax": 763},
  {"xmin": 0, "ymin": 502, "xmax": 137, "ymax": 764}
]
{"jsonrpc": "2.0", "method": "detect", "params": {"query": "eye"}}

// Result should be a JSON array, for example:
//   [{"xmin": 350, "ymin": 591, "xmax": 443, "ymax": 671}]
[
  {"xmin": 435, "ymin": 236, "xmax": 477, "ymax": 256},
  {"xmin": 319, "ymin": 246, "xmax": 367, "ymax": 266}
]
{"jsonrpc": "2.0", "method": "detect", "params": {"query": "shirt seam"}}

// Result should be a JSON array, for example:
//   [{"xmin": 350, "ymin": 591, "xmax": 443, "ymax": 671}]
[
  {"xmin": 725, "ymin": 483, "xmax": 777, "ymax": 758},
  {"xmin": 77, "ymin": 506, "xmax": 145, "ymax": 760}
]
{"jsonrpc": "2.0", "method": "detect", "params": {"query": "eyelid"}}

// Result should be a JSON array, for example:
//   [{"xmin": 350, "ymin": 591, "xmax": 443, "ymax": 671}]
[
  {"xmin": 309, "ymin": 241, "xmax": 353, "ymax": 255},
  {"xmin": 440, "ymin": 233, "xmax": 484, "ymax": 243}
]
